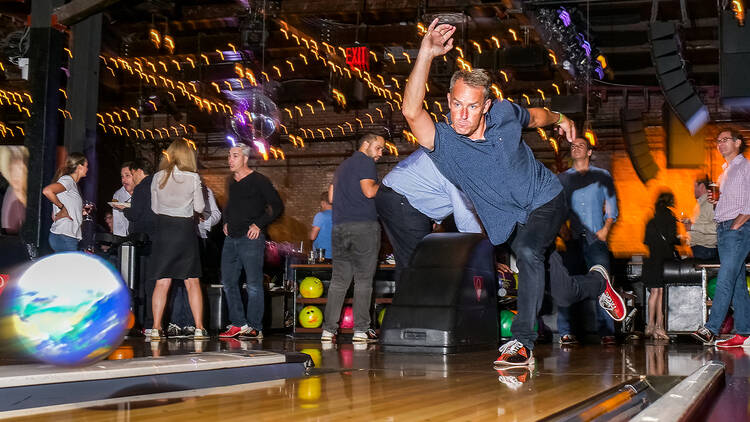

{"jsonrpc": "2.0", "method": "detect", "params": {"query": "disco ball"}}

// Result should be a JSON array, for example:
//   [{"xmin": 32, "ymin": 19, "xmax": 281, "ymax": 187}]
[
  {"xmin": 230, "ymin": 90, "xmax": 280, "ymax": 140},
  {"xmin": 4, "ymin": 253, "xmax": 130, "ymax": 366}
]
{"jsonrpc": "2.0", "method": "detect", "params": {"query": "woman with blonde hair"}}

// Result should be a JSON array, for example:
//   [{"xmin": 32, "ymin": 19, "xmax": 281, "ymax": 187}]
[
  {"xmin": 149, "ymin": 139, "xmax": 207, "ymax": 340},
  {"xmin": 42, "ymin": 152, "xmax": 88, "ymax": 252}
]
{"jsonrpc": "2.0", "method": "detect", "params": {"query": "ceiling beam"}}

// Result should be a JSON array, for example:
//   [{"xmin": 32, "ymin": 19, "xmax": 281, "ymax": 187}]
[{"xmin": 53, "ymin": 0, "xmax": 122, "ymax": 26}]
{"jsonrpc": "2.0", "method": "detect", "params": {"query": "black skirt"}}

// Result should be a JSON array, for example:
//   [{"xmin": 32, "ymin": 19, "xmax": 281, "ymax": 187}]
[{"xmin": 149, "ymin": 214, "xmax": 202, "ymax": 280}]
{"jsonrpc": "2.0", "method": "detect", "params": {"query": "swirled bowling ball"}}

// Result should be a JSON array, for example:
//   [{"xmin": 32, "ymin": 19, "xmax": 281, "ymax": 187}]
[
  {"xmin": 4, "ymin": 253, "xmax": 130, "ymax": 366},
  {"xmin": 299, "ymin": 306, "xmax": 323, "ymax": 328},
  {"xmin": 299, "ymin": 277, "xmax": 323, "ymax": 298}
]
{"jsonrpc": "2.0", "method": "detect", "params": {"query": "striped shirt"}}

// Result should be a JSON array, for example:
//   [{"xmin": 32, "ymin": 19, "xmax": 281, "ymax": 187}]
[{"xmin": 714, "ymin": 154, "xmax": 750, "ymax": 223}]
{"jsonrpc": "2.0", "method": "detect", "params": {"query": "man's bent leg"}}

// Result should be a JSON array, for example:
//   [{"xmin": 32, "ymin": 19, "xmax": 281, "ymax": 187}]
[{"xmin": 549, "ymin": 250, "xmax": 605, "ymax": 307}]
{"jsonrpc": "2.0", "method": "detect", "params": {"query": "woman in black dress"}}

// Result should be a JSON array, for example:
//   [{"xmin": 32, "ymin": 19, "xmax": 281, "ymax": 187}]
[
  {"xmin": 149, "ymin": 139, "xmax": 207, "ymax": 340},
  {"xmin": 642, "ymin": 191, "xmax": 680, "ymax": 340}
]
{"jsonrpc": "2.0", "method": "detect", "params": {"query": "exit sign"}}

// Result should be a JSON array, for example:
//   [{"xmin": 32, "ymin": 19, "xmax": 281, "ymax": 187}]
[{"xmin": 345, "ymin": 46, "xmax": 369, "ymax": 71}]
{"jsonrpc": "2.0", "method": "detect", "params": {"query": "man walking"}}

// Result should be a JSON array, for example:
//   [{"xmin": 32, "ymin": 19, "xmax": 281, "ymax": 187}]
[
  {"xmin": 557, "ymin": 137, "xmax": 619, "ymax": 345},
  {"xmin": 692, "ymin": 129, "xmax": 750, "ymax": 347},
  {"xmin": 219, "ymin": 144, "xmax": 283, "ymax": 339},
  {"xmin": 402, "ymin": 19, "xmax": 625, "ymax": 366},
  {"xmin": 321, "ymin": 133, "xmax": 385, "ymax": 343},
  {"xmin": 375, "ymin": 148, "xmax": 481, "ymax": 282}
]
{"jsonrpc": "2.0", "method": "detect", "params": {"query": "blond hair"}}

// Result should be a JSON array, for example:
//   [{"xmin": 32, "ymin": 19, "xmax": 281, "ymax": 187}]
[
  {"xmin": 449, "ymin": 69, "xmax": 492, "ymax": 101},
  {"xmin": 158, "ymin": 139, "xmax": 197, "ymax": 189}
]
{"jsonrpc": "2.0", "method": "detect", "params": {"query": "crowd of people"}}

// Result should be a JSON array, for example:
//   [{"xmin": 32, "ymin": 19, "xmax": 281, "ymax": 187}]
[{"xmin": 33, "ymin": 19, "xmax": 748, "ymax": 364}]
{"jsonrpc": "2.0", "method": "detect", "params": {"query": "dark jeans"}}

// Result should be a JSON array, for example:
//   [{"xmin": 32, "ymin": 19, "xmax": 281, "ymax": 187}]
[
  {"xmin": 323, "ymin": 221, "xmax": 381, "ymax": 333},
  {"xmin": 221, "ymin": 234, "xmax": 266, "ymax": 330},
  {"xmin": 692, "ymin": 245, "xmax": 719, "ymax": 261},
  {"xmin": 557, "ymin": 237, "xmax": 615, "ymax": 337},
  {"xmin": 706, "ymin": 222, "xmax": 750, "ymax": 335},
  {"xmin": 549, "ymin": 250, "xmax": 606, "ymax": 308},
  {"xmin": 375, "ymin": 185, "xmax": 433, "ymax": 282},
  {"xmin": 508, "ymin": 192, "xmax": 567, "ymax": 350}
]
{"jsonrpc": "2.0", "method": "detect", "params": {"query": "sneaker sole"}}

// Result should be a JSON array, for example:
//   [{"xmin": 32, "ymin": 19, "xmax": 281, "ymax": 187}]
[
  {"xmin": 493, "ymin": 359, "xmax": 535, "ymax": 368},
  {"xmin": 591, "ymin": 265, "xmax": 627, "ymax": 322},
  {"xmin": 352, "ymin": 338, "xmax": 377, "ymax": 343},
  {"xmin": 690, "ymin": 333, "xmax": 714, "ymax": 345}
]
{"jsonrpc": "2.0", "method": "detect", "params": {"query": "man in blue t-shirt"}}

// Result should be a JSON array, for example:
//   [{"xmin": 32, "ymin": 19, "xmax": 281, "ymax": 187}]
[
  {"xmin": 321, "ymin": 133, "xmax": 385, "ymax": 344},
  {"xmin": 402, "ymin": 19, "xmax": 626, "ymax": 366},
  {"xmin": 310, "ymin": 191, "xmax": 332, "ymax": 259}
]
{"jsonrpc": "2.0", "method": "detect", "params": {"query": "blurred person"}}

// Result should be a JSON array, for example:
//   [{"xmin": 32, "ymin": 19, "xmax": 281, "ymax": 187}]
[
  {"xmin": 104, "ymin": 211, "xmax": 114, "ymax": 233},
  {"xmin": 149, "ymin": 140, "xmax": 207, "ymax": 340},
  {"xmin": 0, "ymin": 146, "xmax": 28, "ymax": 234},
  {"xmin": 693, "ymin": 129, "xmax": 750, "ymax": 347},
  {"xmin": 310, "ymin": 191, "xmax": 333, "ymax": 259},
  {"xmin": 321, "ymin": 133, "xmax": 384, "ymax": 343},
  {"xmin": 111, "ymin": 162, "xmax": 134, "ymax": 237},
  {"xmin": 681, "ymin": 176, "xmax": 718, "ymax": 260},
  {"xmin": 219, "ymin": 144, "xmax": 283, "ymax": 339},
  {"xmin": 643, "ymin": 191, "xmax": 679, "ymax": 340},
  {"xmin": 42, "ymin": 153, "xmax": 88, "ymax": 252},
  {"xmin": 557, "ymin": 137, "xmax": 619, "ymax": 345}
]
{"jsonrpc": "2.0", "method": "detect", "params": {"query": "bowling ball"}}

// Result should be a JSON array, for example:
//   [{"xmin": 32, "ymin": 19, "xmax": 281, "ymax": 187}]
[
  {"xmin": 377, "ymin": 307, "xmax": 387, "ymax": 328},
  {"xmin": 339, "ymin": 306, "xmax": 354, "ymax": 329},
  {"xmin": 500, "ymin": 309, "xmax": 537, "ymax": 338},
  {"xmin": 4, "ymin": 253, "xmax": 130, "ymax": 366},
  {"xmin": 513, "ymin": 273, "xmax": 519, "ymax": 289},
  {"xmin": 0, "ymin": 273, "xmax": 8, "ymax": 297},
  {"xmin": 299, "ymin": 277, "xmax": 324, "ymax": 298},
  {"xmin": 299, "ymin": 306, "xmax": 323, "ymax": 328},
  {"xmin": 747, "ymin": 275, "xmax": 750, "ymax": 294},
  {"xmin": 264, "ymin": 241, "xmax": 282, "ymax": 268},
  {"xmin": 720, "ymin": 314, "xmax": 734, "ymax": 335},
  {"xmin": 297, "ymin": 376, "xmax": 322, "ymax": 408},
  {"xmin": 300, "ymin": 348, "xmax": 322, "ymax": 368},
  {"xmin": 107, "ymin": 345, "xmax": 134, "ymax": 360},
  {"xmin": 498, "ymin": 271, "xmax": 514, "ymax": 288},
  {"xmin": 707, "ymin": 276, "xmax": 717, "ymax": 300}
]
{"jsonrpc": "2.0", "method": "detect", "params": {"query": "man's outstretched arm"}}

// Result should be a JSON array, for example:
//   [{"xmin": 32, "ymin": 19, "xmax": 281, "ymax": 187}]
[
  {"xmin": 402, "ymin": 18, "xmax": 455, "ymax": 151},
  {"xmin": 527, "ymin": 108, "xmax": 576, "ymax": 142}
]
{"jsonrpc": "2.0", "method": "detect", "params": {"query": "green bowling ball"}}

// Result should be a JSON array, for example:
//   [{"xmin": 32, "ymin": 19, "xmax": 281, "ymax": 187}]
[
  {"xmin": 707, "ymin": 276, "xmax": 718, "ymax": 300},
  {"xmin": 500, "ymin": 310, "xmax": 537, "ymax": 338},
  {"xmin": 377, "ymin": 307, "xmax": 387, "ymax": 327}
]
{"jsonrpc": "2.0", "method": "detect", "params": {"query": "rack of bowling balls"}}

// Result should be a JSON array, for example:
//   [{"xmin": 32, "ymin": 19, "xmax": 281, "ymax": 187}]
[{"xmin": 295, "ymin": 276, "xmax": 388, "ymax": 333}]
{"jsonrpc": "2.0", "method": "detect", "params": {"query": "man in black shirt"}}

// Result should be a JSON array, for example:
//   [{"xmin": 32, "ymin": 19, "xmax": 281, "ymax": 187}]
[
  {"xmin": 219, "ymin": 144, "xmax": 283, "ymax": 339},
  {"xmin": 123, "ymin": 158, "xmax": 157, "ymax": 334},
  {"xmin": 321, "ymin": 133, "xmax": 384, "ymax": 343}
]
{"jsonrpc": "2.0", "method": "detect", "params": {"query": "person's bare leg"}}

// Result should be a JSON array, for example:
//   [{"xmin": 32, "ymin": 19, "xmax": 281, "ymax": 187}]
[
  {"xmin": 184, "ymin": 277, "xmax": 204, "ymax": 330},
  {"xmin": 152, "ymin": 278, "xmax": 172, "ymax": 331},
  {"xmin": 646, "ymin": 287, "xmax": 659, "ymax": 337},
  {"xmin": 654, "ymin": 288, "xmax": 669, "ymax": 339}
]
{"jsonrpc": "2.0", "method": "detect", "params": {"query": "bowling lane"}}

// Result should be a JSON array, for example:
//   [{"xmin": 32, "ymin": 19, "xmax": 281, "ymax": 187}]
[{"xmin": 3, "ymin": 337, "xmax": 718, "ymax": 421}]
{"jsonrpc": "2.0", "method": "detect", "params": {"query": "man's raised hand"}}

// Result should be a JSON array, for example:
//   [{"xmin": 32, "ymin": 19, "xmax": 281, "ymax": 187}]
[{"xmin": 420, "ymin": 18, "xmax": 456, "ymax": 58}]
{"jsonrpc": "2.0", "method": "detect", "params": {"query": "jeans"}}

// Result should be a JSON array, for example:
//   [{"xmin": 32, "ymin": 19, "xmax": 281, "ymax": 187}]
[
  {"xmin": 375, "ymin": 186, "xmax": 433, "ymax": 283},
  {"xmin": 557, "ymin": 237, "xmax": 615, "ymax": 337},
  {"xmin": 509, "ymin": 192, "xmax": 567, "ymax": 350},
  {"xmin": 221, "ymin": 234, "xmax": 266, "ymax": 330},
  {"xmin": 322, "ymin": 221, "xmax": 381, "ymax": 333},
  {"xmin": 48, "ymin": 232, "xmax": 79, "ymax": 252},
  {"xmin": 548, "ymin": 250, "xmax": 606, "ymax": 308},
  {"xmin": 692, "ymin": 245, "xmax": 719, "ymax": 261},
  {"xmin": 705, "ymin": 222, "xmax": 750, "ymax": 336}
]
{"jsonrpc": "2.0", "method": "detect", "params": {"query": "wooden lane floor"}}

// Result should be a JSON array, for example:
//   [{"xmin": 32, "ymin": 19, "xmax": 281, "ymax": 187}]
[{"xmin": 3, "ymin": 337, "xmax": 720, "ymax": 421}]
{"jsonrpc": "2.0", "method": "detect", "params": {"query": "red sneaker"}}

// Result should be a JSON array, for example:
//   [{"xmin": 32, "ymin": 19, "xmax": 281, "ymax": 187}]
[
  {"xmin": 716, "ymin": 334, "xmax": 749, "ymax": 348},
  {"xmin": 219, "ymin": 324, "xmax": 249, "ymax": 338},
  {"xmin": 592, "ymin": 265, "xmax": 626, "ymax": 321}
]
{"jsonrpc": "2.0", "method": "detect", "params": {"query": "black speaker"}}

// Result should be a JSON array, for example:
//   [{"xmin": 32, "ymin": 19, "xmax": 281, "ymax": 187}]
[
  {"xmin": 649, "ymin": 22, "xmax": 709, "ymax": 135},
  {"xmin": 720, "ymin": 10, "xmax": 750, "ymax": 106},
  {"xmin": 550, "ymin": 95, "xmax": 585, "ymax": 115},
  {"xmin": 621, "ymin": 109, "xmax": 659, "ymax": 183},
  {"xmin": 380, "ymin": 233, "xmax": 498, "ymax": 354}
]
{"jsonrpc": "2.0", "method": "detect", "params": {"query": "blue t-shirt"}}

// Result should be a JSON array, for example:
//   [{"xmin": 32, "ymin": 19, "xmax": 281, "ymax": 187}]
[
  {"xmin": 426, "ymin": 99, "xmax": 562, "ymax": 245},
  {"xmin": 332, "ymin": 151, "xmax": 378, "ymax": 224},
  {"xmin": 312, "ymin": 209, "xmax": 333, "ymax": 258}
]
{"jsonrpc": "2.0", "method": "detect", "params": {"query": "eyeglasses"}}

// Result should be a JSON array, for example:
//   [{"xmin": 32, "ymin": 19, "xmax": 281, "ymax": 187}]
[{"xmin": 717, "ymin": 137, "xmax": 735, "ymax": 144}]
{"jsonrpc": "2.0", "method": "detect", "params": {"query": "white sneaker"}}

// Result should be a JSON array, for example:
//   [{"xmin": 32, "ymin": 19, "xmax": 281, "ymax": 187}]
[
  {"xmin": 321, "ymin": 329, "xmax": 335, "ymax": 342},
  {"xmin": 193, "ymin": 328, "xmax": 208, "ymax": 340},
  {"xmin": 352, "ymin": 329, "xmax": 378, "ymax": 343}
]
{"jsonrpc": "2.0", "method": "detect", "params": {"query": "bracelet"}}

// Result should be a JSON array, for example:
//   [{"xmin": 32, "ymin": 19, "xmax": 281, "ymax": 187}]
[{"xmin": 554, "ymin": 111, "xmax": 564, "ymax": 125}]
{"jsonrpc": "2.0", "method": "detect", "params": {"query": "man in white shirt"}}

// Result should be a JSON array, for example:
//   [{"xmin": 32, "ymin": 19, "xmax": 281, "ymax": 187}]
[{"xmin": 112, "ymin": 162, "xmax": 134, "ymax": 237}]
